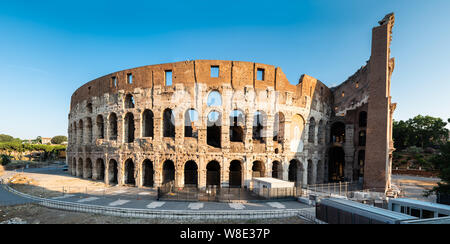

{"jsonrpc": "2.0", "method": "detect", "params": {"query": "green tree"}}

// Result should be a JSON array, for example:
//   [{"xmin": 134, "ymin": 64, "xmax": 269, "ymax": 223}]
[
  {"xmin": 426, "ymin": 142, "xmax": 450, "ymax": 196},
  {"xmin": 51, "ymin": 136, "xmax": 68, "ymax": 144},
  {"xmin": 0, "ymin": 154, "xmax": 11, "ymax": 166}
]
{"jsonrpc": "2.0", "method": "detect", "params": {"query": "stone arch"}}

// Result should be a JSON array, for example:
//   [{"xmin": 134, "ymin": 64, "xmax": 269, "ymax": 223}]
[
  {"xmin": 308, "ymin": 117, "xmax": 316, "ymax": 143},
  {"xmin": 124, "ymin": 93, "xmax": 135, "ymax": 109},
  {"xmin": 78, "ymin": 119, "xmax": 84, "ymax": 144},
  {"xmin": 328, "ymin": 146, "xmax": 345, "ymax": 182},
  {"xmin": 307, "ymin": 159, "xmax": 314, "ymax": 185},
  {"xmin": 229, "ymin": 160, "xmax": 243, "ymax": 188},
  {"xmin": 290, "ymin": 114, "xmax": 306, "ymax": 152},
  {"xmin": 87, "ymin": 102, "xmax": 93, "ymax": 114},
  {"xmin": 271, "ymin": 160, "xmax": 282, "ymax": 179},
  {"xmin": 252, "ymin": 111, "xmax": 267, "ymax": 143},
  {"xmin": 83, "ymin": 158, "xmax": 93, "ymax": 179},
  {"xmin": 142, "ymin": 159, "xmax": 154, "ymax": 187},
  {"xmin": 273, "ymin": 112, "xmax": 285, "ymax": 143},
  {"xmin": 184, "ymin": 109, "xmax": 199, "ymax": 138},
  {"xmin": 108, "ymin": 159, "xmax": 118, "ymax": 185},
  {"xmin": 207, "ymin": 90, "xmax": 222, "ymax": 107},
  {"xmin": 318, "ymin": 120, "xmax": 324, "ymax": 145},
  {"xmin": 230, "ymin": 109, "xmax": 245, "ymax": 142},
  {"xmin": 95, "ymin": 158, "xmax": 105, "ymax": 181},
  {"xmin": 77, "ymin": 158, "xmax": 83, "ymax": 177},
  {"xmin": 73, "ymin": 122, "xmax": 77, "ymax": 144},
  {"xmin": 162, "ymin": 160, "xmax": 175, "ymax": 184},
  {"xmin": 316, "ymin": 160, "xmax": 324, "ymax": 184},
  {"xmin": 142, "ymin": 109, "xmax": 154, "ymax": 138},
  {"xmin": 163, "ymin": 108, "xmax": 175, "ymax": 138},
  {"xmin": 184, "ymin": 160, "xmax": 198, "ymax": 187},
  {"xmin": 109, "ymin": 113, "xmax": 118, "ymax": 140},
  {"xmin": 288, "ymin": 159, "xmax": 304, "ymax": 187},
  {"xmin": 207, "ymin": 111, "xmax": 221, "ymax": 148},
  {"xmin": 86, "ymin": 117, "xmax": 93, "ymax": 143},
  {"xmin": 206, "ymin": 160, "xmax": 221, "ymax": 187},
  {"xmin": 252, "ymin": 160, "xmax": 265, "ymax": 178},
  {"xmin": 96, "ymin": 115, "xmax": 104, "ymax": 139},
  {"xmin": 124, "ymin": 158, "xmax": 136, "ymax": 186},
  {"xmin": 124, "ymin": 112, "xmax": 135, "ymax": 143}
]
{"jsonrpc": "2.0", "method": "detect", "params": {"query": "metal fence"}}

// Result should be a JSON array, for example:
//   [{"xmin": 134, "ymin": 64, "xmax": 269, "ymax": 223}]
[
  {"xmin": 303, "ymin": 181, "xmax": 363, "ymax": 197},
  {"xmin": 158, "ymin": 181, "xmax": 302, "ymax": 202}
]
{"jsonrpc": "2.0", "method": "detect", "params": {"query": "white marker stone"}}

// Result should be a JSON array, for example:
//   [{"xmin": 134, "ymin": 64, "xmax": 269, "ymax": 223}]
[
  {"xmin": 77, "ymin": 197, "xmax": 99, "ymax": 203},
  {"xmin": 267, "ymin": 202, "xmax": 285, "ymax": 209},
  {"xmin": 108, "ymin": 200, "xmax": 130, "ymax": 206},
  {"xmin": 52, "ymin": 194, "xmax": 75, "ymax": 200},
  {"xmin": 112, "ymin": 190, "xmax": 127, "ymax": 194},
  {"xmin": 138, "ymin": 192, "xmax": 151, "ymax": 195},
  {"xmin": 146, "ymin": 201, "xmax": 166, "ymax": 209},
  {"xmin": 188, "ymin": 203, "xmax": 204, "ymax": 210},
  {"xmin": 229, "ymin": 203, "xmax": 245, "ymax": 210}
]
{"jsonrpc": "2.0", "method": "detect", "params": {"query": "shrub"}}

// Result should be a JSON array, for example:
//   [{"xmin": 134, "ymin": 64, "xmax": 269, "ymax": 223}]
[{"xmin": 0, "ymin": 154, "xmax": 11, "ymax": 166}]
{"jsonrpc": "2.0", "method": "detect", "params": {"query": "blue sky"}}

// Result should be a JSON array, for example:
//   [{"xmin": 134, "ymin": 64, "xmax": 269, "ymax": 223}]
[{"xmin": 0, "ymin": 0, "xmax": 449, "ymax": 139}]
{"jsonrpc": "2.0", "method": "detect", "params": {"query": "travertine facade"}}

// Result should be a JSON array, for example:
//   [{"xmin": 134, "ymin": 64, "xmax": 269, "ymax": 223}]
[{"xmin": 67, "ymin": 13, "xmax": 396, "ymax": 193}]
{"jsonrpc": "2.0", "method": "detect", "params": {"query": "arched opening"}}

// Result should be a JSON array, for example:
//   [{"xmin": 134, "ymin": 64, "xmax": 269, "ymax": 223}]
[
  {"xmin": 230, "ymin": 110, "xmax": 245, "ymax": 142},
  {"xmin": 290, "ymin": 114, "xmax": 305, "ymax": 152},
  {"xmin": 318, "ymin": 120, "xmax": 324, "ymax": 145},
  {"xmin": 207, "ymin": 90, "xmax": 222, "ymax": 107},
  {"xmin": 143, "ymin": 159, "xmax": 154, "ymax": 187},
  {"xmin": 86, "ymin": 117, "xmax": 93, "ymax": 143},
  {"xmin": 330, "ymin": 122, "xmax": 345, "ymax": 144},
  {"xmin": 207, "ymin": 111, "xmax": 221, "ymax": 148},
  {"xmin": 316, "ymin": 160, "xmax": 323, "ymax": 184},
  {"xmin": 184, "ymin": 109, "xmax": 198, "ymax": 138},
  {"xmin": 307, "ymin": 160, "xmax": 313, "ymax": 185},
  {"xmin": 96, "ymin": 158, "xmax": 105, "ymax": 181},
  {"xmin": 142, "ymin": 110, "xmax": 154, "ymax": 138},
  {"xmin": 108, "ymin": 159, "xmax": 118, "ymax": 185},
  {"xmin": 288, "ymin": 159, "xmax": 303, "ymax": 186},
  {"xmin": 359, "ymin": 111, "xmax": 368, "ymax": 127},
  {"xmin": 272, "ymin": 161, "xmax": 282, "ymax": 179},
  {"xmin": 229, "ymin": 160, "xmax": 242, "ymax": 188},
  {"xmin": 252, "ymin": 111, "xmax": 266, "ymax": 143},
  {"xmin": 273, "ymin": 112, "xmax": 285, "ymax": 143},
  {"xmin": 73, "ymin": 122, "xmax": 77, "ymax": 144},
  {"xmin": 78, "ymin": 120, "xmax": 84, "ymax": 144},
  {"xmin": 77, "ymin": 158, "xmax": 83, "ymax": 177},
  {"xmin": 359, "ymin": 130, "xmax": 366, "ymax": 146},
  {"xmin": 96, "ymin": 115, "xmax": 104, "ymax": 139},
  {"xmin": 109, "ymin": 113, "xmax": 118, "ymax": 140},
  {"xmin": 162, "ymin": 160, "xmax": 175, "ymax": 184},
  {"xmin": 124, "ymin": 112, "xmax": 135, "ymax": 143},
  {"xmin": 87, "ymin": 103, "xmax": 93, "ymax": 113},
  {"xmin": 308, "ymin": 118, "xmax": 316, "ymax": 143},
  {"xmin": 124, "ymin": 159, "xmax": 135, "ymax": 186},
  {"xmin": 328, "ymin": 147, "xmax": 345, "ymax": 182},
  {"xmin": 163, "ymin": 109, "xmax": 175, "ymax": 138},
  {"xmin": 84, "ymin": 158, "xmax": 93, "ymax": 179},
  {"xmin": 358, "ymin": 150, "xmax": 365, "ymax": 180},
  {"xmin": 252, "ymin": 161, "xmax": 265, "ymax": 178},
  {"xmin": 124, "ymin": 94, "xmax": 135, "ymax": 109},
  {"xmin": 184, "ymin": 160, "xmax": 198, "ymax": 187},
  {"xmin": 206, "ymin": 161, "xmax": 221, "ymax": 187}
]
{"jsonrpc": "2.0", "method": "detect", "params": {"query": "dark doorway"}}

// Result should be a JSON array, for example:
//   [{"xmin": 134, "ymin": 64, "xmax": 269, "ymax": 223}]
[
  {"xmin": 108, "ymin": 159, "xmax": 118, "ymax": 185},
  {"xmin": 184, "ymin": 161, "xmax": 198, "ymax": 187},
  {"xmin": 272, "ymin": 161, "xmax": 282, "ymax": 179},
  {"xmin": 206, "ymin": 161, "xmax": 221, "ymax": 187},
  {"xmin": 207, "ymin": 111, "xmax": 221, "ymax": 148},
  {"xmin": 330, "ymin": 122, "xmax": 345, "ymax": 144},
  {"xmin": 125, "ymin": 159, "xmax": 135, "ymax": 186},
  {"xmin": 252, "ymin": 161, "xmax": 265, "ymax": 178},
  {"xmin": 163, "ymin": 109, "xmax": 175, "ymax": 138},
  {"xmin": 230, "ymin": 110, "xmax": 244, "ymax": 142},
  {"xmin": 328, "ymin": 147, "xmax": 345, "ymax": 182},
  {"xmin": 229, "ymin": 160, "xmax": 242, "ymax": 188},
  {"xmin": 162, "ymin": 160, "xmax": 175, "ymax": 184},
  {"xmin": 142, "ymin": 110, "xmax": 154, "ymax": 137},
  {"xmin": 84, "ymin": 158, "xmax": 93, "ymax": 179},
  {"xmin": 125, "ymin": 113, "xmax": 135, "ymax": 143},
  {"xmin": 143, "ymin": 159, "xmax": 154, "ymax": 187},
  {"xmin": 96, "ymin": 158, "xmax": 105, "ymax": 181}
]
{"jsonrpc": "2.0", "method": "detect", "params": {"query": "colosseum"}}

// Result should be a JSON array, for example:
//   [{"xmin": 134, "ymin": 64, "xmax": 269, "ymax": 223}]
[{"xmin": 67, "ymin": 13, "xmax": 396, "ymax": 193}]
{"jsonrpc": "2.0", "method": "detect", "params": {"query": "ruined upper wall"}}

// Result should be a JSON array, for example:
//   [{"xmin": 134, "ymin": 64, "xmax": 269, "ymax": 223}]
[{"xmin": 70, "ymin": 60, "xmax": 333, "ymax": 110}]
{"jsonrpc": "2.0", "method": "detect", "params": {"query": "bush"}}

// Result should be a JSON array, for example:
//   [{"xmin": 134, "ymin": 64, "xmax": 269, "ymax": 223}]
[
  {"xmin": 406, "ymin": 146, "xmax": 423, "ymax": 154},
  {"xmin": 0, "ymin": 154, "xmax": 11, "ymax": 166},
  {"xmin": 51, "ymin": 136, "xmax": 67, "ymax": 145}
]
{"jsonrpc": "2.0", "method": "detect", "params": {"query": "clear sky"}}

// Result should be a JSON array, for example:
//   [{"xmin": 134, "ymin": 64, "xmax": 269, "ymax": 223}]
[{"xmin": 0, "ymin": 0, "xmax": 449, "ymax": 139}]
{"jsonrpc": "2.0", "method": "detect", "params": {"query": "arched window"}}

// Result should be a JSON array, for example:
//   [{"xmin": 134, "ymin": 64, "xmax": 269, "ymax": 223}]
[
  {"xmin": 96, "ymin": 115, "xmax": 104, "ymax": 139},
  {"xmin": 142, "ymin": 110, "xmax": 154, "ymax": 138},
  {"xmin": 184, "ymin": 161, "xmax": 198, "ymax": 187},
  {"xmin": 124, "ymin": 94, "xmax": 135, "ymax": 109},
  {"xmin": 108, "ymin": 159, "xmax": 118, "ymax": 185},
  {"xmin": 207, "ymin": 111, "xmax": 221, "ymax": 148},
  {"xmin": 78, "ymin": 119, "xmax": 84, "ymax": 144},
  {"xmin": 359, "ymin": 130, "xmax": 366, "ymax": 146},
  {"xmin": 143, "ymin": 159, "xmax": 154, "ymax": 187},
  {"xmin": 73, "ymin": 122, "xmax": 77, "ymax": 144},
  {"xmin": 330, "ymin": 122, "xmax": 345, "ymax": 144},
  {"xmin": 124, "ymin": 113, "xmax": 135, "ymax": 143},
  {"xmin": 308, "ymin": 118, "xmax": 316, "ymax": 143},
  {"xmin": 359, "ymin": 111, "xmax": 367, "ymax": 127},
  {"xmin": 86, "ymin": 117, "xmax": 93, "ymax": 143},
  {"xmin": 252, "ymin": 161, "xmax": 265, "ymax": 178},
  {"xmin": 317, "ymin": 120, "xmax": 324, "ymax": 145},
  {"xmin": 207, "ymin": 91, "xmax": 222, "ymax": 107},
  {"xmin": 229, "ymin": 160, "xmax": 242, "ymax": 187},
  {"xmin": 273, "ymin": 112, "xmax": 285, "ymax": 143},
  {"xmin": 185, "ymin": 109, "xmax": 199, "ymax": 138},
  {"xmin": 124, "ymin": 159, "xmax": 135, "ymax": 186},
  {"xmin": 230, "ymin": 110, "xmax": 245, "ymax": 142},
  {"xmin": 252, "ymin": 111, "xmax": 266, "ymax": 143},
  {"xmin": 163, "ymin": 109, "xmax": 175, "ymax": 138},
  {"xmin": 87, "ymin": 103, "xmax": 93, "ymax": 113},
  {"xmin": 109, "ymin": 113, "xmax": 118, "ymax": 140},
  {"xmin": 206, "ymin": 161, "xmax": 221, "ymax": 186}
]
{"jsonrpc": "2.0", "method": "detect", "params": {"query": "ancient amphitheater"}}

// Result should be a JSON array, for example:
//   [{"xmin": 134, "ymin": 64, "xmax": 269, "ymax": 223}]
[{"xmin": 67, "ymin": 13, "xmax": 396, "ymax": 193}]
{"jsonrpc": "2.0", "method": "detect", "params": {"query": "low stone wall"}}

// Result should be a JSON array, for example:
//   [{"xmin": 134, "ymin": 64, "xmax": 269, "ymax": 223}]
[{"xmin": 392, "ymin": 169, "xmax": 439, "ymax": 178}]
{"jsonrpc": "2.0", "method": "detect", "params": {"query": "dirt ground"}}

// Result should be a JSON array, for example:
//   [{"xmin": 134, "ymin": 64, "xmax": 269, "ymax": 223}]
[{"xmin": 0, "ymin": 203, "xmax": 308, "ymax": 224}]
